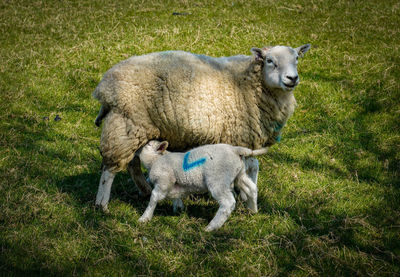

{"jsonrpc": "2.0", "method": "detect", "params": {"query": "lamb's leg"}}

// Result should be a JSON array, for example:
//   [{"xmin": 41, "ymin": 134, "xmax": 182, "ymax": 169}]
[
  {"xmin": 239, "ymin": 157, "xmax": 259, "ymax": 202},
  {"xmin": 240, "ymin": 174, "xmax": 258, "ymax": 213},
  {"xmin": 239, "ymin": 188, "xmax": 248, "ymax": 202},
  {"xmin": 95, "ymin": 167, "xmax": 115, "ymax": 212},
  {"xmin": 206, "ymin": 189, "xmax": 236, "ymax": 232},
  {"xmin": 139, "ymin": 186, "xmax": 167, "ymax": 223},
  {"xmin": 128, "ymin": 155, "xmax": 152, "ymax": 197}
]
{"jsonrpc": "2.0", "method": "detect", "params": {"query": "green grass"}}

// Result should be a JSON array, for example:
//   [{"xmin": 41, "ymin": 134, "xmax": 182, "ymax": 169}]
[{"xmin": 1, "ymin": 0, "xmax": 399, "ymax": 275}]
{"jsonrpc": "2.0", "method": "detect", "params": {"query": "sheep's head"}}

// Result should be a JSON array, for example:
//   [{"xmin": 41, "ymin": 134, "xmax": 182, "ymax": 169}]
[
  {"xmin": 251, "ymin": 44, "xmax": 310, "ymax": 92},
  {"xmin": 138, "ymin": 140, "xmax": 168, "ymax": 170}
]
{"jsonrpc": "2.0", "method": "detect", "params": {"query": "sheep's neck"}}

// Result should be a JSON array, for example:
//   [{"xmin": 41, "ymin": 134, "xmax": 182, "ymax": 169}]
[
  {"xmin": 242, "ymin": 61, "xmax": 297, "ymax": 148},
  {"xmin": 260, "ymin": 88, "xmax": 296, "ymax": 146}
]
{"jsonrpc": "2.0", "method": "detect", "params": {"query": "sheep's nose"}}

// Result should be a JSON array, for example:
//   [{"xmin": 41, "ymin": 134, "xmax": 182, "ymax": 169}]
[{"xmin": 286, "ymin": 75, "xmax": 299, "ymax": 83}]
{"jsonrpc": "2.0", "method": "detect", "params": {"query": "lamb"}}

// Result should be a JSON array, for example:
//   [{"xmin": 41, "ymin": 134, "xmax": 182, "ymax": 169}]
[
  {"xmin": 93, "ymin": 44, "xmax": 311, "ymax": 211},
  {"xmin": 138, "ymin": 140, "xmax": 267, "ymax": 231}
]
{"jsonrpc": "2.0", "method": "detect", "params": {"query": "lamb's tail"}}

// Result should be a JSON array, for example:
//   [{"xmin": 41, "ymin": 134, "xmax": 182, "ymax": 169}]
[
  {"xmin": 94, "ymin": 105, "xmax": 110, "ymax": 127},
  {"xmin": 251, "ymin": 147, "xmax": 269, "ymax": 156},
  {"xmin": 233, "ymin": 146, "xmax": 269, "ymax": 157}
]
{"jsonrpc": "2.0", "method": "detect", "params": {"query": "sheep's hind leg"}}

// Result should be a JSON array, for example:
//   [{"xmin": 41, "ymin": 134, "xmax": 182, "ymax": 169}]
[
  {"xmin": 128, "ymin": 155, "xmax": 152, "ymax": 197},
  {"xmin": 95, "ymin": 167, "xmax": 115, "ymax": 212},
  {"xmin": 240, "ymin": 174, "xmax": 258, "ymax": 213},
  {"xmin": 206, "ymin": 188, "xmax": 236, "ymax": 232}
]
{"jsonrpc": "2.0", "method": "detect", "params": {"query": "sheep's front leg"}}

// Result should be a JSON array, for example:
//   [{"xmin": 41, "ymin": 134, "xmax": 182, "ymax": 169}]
[
  {"xmin": 95, "ymin": 167, "xmax": 115, "ymax": 212},
  {"xmin": 139, "ymin": 186, "xmax": 167, "ymax": 223},
  {"xmin": 206, "ymin": 189, "xmax": 236, "ymax": 232},
  {"xmin": 128, "ymin": 155, "xmax": 152, "ymax": 197}
]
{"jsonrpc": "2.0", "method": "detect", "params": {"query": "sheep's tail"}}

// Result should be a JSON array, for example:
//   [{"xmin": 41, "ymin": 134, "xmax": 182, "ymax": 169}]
[
  {"xmin": 94, "ymin": 105, "xmax": 110, "ymax": 127},
  {"xmin": 233, "ymin": 146, "xmax": 269, "ymax": 157},
  {"xmin": 92, "ymin": 81, "xmax": 111, "ymax": 127}
]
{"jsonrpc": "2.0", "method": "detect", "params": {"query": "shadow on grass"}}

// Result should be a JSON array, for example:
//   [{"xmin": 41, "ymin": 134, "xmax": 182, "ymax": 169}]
[
  {"xmin": 0, "ymin": 234, "xmax": 173, "ymax": 276},
  {"xmin": 256, "ymin": 178, "xmax": 400, "ymax": 274},
  {"xmin": 301, "ymin": 71, "xmax": 400, "ymax": 186},
  {"xmin": 58, "ymin": 170, "xmax": 220, "ymax": 222}
]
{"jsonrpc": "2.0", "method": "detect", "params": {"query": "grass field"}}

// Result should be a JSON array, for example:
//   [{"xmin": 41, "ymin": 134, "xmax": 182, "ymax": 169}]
[{"xmin": 1, "ymin": 0, "xmax": 399, "ymax": 275}]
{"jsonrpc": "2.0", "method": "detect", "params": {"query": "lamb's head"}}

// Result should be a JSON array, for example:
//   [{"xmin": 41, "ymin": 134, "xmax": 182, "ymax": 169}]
[
  {"xmin": 138, "ymin": 140, "xmax": 168, "ymax": 170},
  {"xmin": 251, "ymin": 44, "xmax": 310, "ymax": 92}
]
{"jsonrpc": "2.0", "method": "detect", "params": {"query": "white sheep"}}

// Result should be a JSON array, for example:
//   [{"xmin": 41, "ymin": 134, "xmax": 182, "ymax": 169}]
[
  {"xmin": 93, "ymin": 44, "xmax": 311, "ymax": 211},
  {"xmin": 138, "ymin": 140, "xmax": 267, "ymax": 231}
]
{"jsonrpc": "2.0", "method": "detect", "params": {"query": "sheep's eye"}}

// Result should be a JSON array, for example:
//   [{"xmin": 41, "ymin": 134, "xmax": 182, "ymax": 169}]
[
  {"xmin": 296, "ymin": 56, "xmax": 299, "ymax": 61},
  {"xmin": 266, "ymin": 59, "xmax": 273, "ymax": 64}
]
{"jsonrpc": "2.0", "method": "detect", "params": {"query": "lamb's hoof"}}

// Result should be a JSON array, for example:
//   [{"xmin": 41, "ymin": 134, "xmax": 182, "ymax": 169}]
[
  {"xmin": 239, "ymin": 191, "xmax": 248, "ymax": 202},
  {"xmin": 250, "ymin": 207, "xmax": 258, "ymax": 213},
  {"xmin": 247, "ymin": 201, "xmax": 258, "ymax": 213},
  {"xmin": 205, "ymin": 225, "xmax": 217, "ymax": 232},
  {"xmin": 247, "ymin": 205, "xmax": 258, "ymax": 213},
  {"xmin": 138, "ymin": 216, "xmax": 150, "ymax": 223}
]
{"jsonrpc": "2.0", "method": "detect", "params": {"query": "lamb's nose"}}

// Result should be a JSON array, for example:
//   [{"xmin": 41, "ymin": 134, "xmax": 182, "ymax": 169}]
[{"xmin": 286, "ymin": 75, "xmax": 299, "ymax": 83}]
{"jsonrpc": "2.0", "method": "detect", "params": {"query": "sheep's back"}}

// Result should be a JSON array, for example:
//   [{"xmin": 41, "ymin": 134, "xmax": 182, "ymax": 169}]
[{"xmin": 95, "ymin": 51, "xmax": 256, "ymax": 150}]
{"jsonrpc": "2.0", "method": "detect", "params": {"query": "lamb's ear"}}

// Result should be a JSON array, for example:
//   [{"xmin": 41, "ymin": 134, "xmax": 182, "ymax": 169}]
[
  {"xmin": 156, "ymin": 141, "xmax": 168, "ymax": 154},
  {"xmin": 251, "ymin": 47, "xmax": 266, "ymax": 61},
  {"xmin": 295, "ymin": 44, "xmax": 311, "ymax": 57}
]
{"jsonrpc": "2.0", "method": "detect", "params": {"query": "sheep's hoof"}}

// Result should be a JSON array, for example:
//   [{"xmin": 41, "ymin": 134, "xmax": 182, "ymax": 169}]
[
  {"xmin": 138, "ymin": 190, "xmax": 152, "ymax": 199},
  {"xmin": 95, "ymin": 203, "xmax": 110, "ymax": 214}
]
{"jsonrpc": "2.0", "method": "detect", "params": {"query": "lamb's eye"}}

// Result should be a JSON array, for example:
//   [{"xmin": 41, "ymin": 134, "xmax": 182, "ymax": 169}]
[{"xmin": 266, "ymin": 59, "xmax": 273, "ymax": 64}]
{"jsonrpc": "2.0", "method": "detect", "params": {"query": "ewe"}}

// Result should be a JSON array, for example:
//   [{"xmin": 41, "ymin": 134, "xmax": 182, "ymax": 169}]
[{"xmin": 93, "ymin": 44, "xmax": 311, "ymax": 211}]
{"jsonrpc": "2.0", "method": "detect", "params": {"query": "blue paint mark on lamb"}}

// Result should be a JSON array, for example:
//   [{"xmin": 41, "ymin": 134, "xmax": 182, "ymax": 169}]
[{"xmin": 182, "ymin": 152, "xmax": 207, "ymax": 171}]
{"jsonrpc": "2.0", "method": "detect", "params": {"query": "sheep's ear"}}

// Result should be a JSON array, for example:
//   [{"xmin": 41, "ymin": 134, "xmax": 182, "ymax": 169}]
[
  {"xmin": 251, "ymin": 47, "xmax": 272, "ymax": 61},
  {"xmin": 156, "ymin": 141, "xmax": 168, "ymax": 154},
  {"xmin": 295, "ymin": 44, "xmax": 311, "ymax": 57},
  {"xmin": 251, "ymin": 47, "xmax": 266, "ymax": 61}
]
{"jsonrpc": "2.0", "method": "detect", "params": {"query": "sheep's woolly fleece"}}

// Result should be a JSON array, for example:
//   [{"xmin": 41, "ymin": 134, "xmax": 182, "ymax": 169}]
[{"xmin": 93, "ymin": 50, "xmax": 297, "ymax": 172}]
